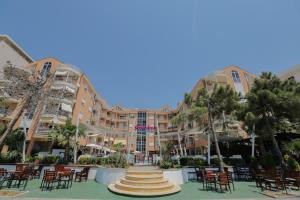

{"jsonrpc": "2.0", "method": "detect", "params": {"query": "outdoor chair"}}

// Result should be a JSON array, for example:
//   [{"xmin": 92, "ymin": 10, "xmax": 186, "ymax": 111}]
[
  {"xmin": 75, "ymin": 167, "xmax": 90, "ymax": 182},
  {"xmin": 57, "ymin": 169, "xmax": 75, "ymax": 189},
  {"xmin": 217, "ymin": 172, "xmax": 231, "ymax": 193},
  {"xmin": 10, "ymin": 168, "xmax": 30, "ymax": 190},
  {"xmin": 224, "ymin": 167, "xmax": 235, "ymax": 190},
  {"xmin": 188, "ymin": 166, "xmax": 202, "ymax": 181},
  {"xmin": 203, "ymin": 171, "xmax": 217, "ymax": 191},
  {"xmin": 15, "ymin": 164, "xmax": 25, "ymax": 172},
  {"xmin": 40, "ymin": 170, "xmax": 57, "ymax": 191},
  {"xmin": 239, "ymin": 167, "xmax": 252, "ymax": 181},
  {"xmin": 0, "ymin": 169, "xmax": 9, "ymax": 189},
  {"xmin": 0, "ymin": 168, "xmax": 6, "ymax": 177},
  {"xmin": 285, "ymin": 170, "xmax": 300, "ymax": 190},
  {"xmin": 33, "ymin": 165, "xmax": 43, "ymax": 179},
  {"xmin": 55, "ymin": 164, "xmax": 65, "ymax": 172}
]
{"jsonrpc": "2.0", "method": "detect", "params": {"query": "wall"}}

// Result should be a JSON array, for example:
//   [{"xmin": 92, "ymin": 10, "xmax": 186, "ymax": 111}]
[{"xmin": 0, "ymin": 40, "xmax": 30, "ymax": 67}]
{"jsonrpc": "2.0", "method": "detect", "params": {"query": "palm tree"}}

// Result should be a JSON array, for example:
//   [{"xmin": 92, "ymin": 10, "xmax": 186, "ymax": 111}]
[
  {"xmin": 170, "ymin": 113, "xmax": 185, "ymax": 157},
  {"xmin": 0, "ymin": 125, "xmax": 25, "ymax": 152},
  {"xmin": 0, "ymin": 65, "xmax": 54, "ymax": 146},
  {"xmin": 49, "ymin": 119, "xmax": 85, "ymax": 162},
  {"xmin": 191, "ymin": 85, "xmax": 239, "ymax": 171}
]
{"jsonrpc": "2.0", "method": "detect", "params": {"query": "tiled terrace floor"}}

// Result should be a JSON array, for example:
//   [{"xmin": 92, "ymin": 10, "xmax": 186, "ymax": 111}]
[{"xmin": 2, "ymin": 180, "xmax": 275, "ymax": 200}]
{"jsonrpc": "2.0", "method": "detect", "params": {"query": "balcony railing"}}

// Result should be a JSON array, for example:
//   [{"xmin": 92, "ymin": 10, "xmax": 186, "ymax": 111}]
[
  {"xmin": 42, "ymin": 111, "xmax": 70, "ymax": 120},
  {"xmin": 0, "ymin": 108, "xmax": 13, "ymax": 116},
  {"xmin": 36, "ymin": 127, "xmax": 52, "ymax": 135},
  {"xmin": 53, "ymin": 80, "xmax": 77, "ymax": 91}
]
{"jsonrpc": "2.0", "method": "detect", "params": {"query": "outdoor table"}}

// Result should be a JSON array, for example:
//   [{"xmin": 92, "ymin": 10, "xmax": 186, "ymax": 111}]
[
  {"xmin": 56, "ymin": 170, "xmax": 74, "ymax": 189},
  {"xmin": 264, "ymin": 178, "xmax": 275, "ymax": 190},
  {"xmin": 3, "ymin": 170, "xmax": 22, "ymax": 188}
]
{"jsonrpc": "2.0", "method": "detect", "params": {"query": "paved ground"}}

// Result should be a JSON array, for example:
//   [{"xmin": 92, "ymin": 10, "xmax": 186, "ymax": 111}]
[{"xmin": 0, "ymin": 180, "xmax": 275, "ymax": 200}]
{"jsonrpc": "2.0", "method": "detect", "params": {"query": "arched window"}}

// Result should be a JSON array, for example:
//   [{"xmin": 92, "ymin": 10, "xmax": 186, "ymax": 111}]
[
  {"xmin": 231, "ymin": 70, "xmax": 241, "ymax": 83},
  {"xmin": 41, "ymin": 62, "xmax": 52, "ymax": 78}
]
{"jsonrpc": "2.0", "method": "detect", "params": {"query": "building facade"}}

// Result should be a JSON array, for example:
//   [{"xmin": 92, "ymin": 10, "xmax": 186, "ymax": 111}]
[
  {"xmin": 0, "ymin": 35, "xmax": 33, "ymax": 68},
  {"xmin": 0, "ymin": 36, "xmax": 258, "ymax": 157},
  {"xmin": 279, "ymin": 65, "xmax": 300, "ymax": 82}
]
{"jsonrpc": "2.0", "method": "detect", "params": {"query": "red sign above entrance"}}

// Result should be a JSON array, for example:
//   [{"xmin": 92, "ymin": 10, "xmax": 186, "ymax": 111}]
[{"xmin": 135, "ymin": 125, "xmax": 157, "ymax": 131}]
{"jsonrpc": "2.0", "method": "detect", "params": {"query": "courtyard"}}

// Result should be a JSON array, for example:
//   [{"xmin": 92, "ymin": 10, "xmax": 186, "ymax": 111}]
[{"xmin": 1, "ymin": 180, "xmax": 274, "ymax": 200}]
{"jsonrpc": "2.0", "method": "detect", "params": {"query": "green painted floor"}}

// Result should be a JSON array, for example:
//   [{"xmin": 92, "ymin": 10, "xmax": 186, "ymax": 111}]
[{"xmin": 8, "ymin": 180, "xmax": 270, "ymax": 200}]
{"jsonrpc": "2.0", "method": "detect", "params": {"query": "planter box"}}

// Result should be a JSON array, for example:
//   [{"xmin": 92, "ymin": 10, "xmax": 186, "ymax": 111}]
[{"xmin": 95, "ymin": 168, "xmax": 126, "ymax": 184}]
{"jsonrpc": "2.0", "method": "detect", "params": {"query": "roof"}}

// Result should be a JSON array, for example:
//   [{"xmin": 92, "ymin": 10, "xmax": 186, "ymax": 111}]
[
  {"xmin": 0, "ymin": 34, "xmax": 34, "ymax": 63},
  {"xmin": 279, "ymin": 64, "xmax": 300, "ymax": 79}
]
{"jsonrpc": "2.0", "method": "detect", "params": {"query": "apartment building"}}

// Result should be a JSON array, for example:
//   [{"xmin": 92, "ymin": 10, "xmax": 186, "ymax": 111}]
[
  {"xmin": 190, "ymin": 65, "xmax": 256, "ymax": 98},
  {"xmin": 18, "ymin": 58, "xmax": 100, "ymax": 154},
  {"xmin": 0, "ymin": 35, "xmax": 33, "ymax": 68},
  {"xmin": 0, "ymin": 35, "xmax": 33, "ymax": 133},
  {"xmin": 0, "ymin": 37, "xmax": 257, "ymax": 157},
  {"xmin": 279, "ymin": 65, "xmax": 300, "ymax": 82}
]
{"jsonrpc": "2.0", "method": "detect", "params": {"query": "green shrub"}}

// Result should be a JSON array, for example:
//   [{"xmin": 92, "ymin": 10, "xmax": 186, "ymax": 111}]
[
  {"xmin": 78, "ymin": 156, "xmax": 96, "ymax": 165},
  {"xmin": 179, "ymin": 157, "xmax": 206, "ymax": 167},
  {"xmin": 224, "ymin": 158, "xmax": 245, "ymax": 166},
  {"xmin": 287, "ymin": 157, "xmax": 300, "ymax": 171},
  {"xmin": 210, "ymin": 158, "xmax": 220, "ymax": 166},
  {"xmin": 249, "ymin": 156, "xmax": 259, "ymax": 172},
  {"xmin": 41, "ymin": 155, "xmax": 59, "ymax": 164},
  {"xmin": 179, "ymin": 157, "xmax": 194, "ymax": 166},
  {"xmin": 160, "ymin": 160, "xmax": 173, "ymax": 169},
  {"xmin": 106, "ymin": 153, "xmax": 127, "ymax": 168},
  {"xmin": 260, "ymin": 153, "xmax": 276, "ymax": 169},
  {"xmin": 96, "ymin": 157, "xmax": 102, "ymax": 165},
  {"xmin": 0, "ymin": 151, "xmax": 21, "ymax": 163},
  {"xmin": 173, "ymin": 164, "xmax": 182, "ymax": 169},
  {"xmin": 194, "ymin": 158, "xmax": 206, "ymax": 167}
]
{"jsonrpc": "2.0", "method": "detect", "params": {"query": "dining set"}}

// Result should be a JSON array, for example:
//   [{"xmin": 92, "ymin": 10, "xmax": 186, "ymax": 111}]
[
  {"xmin": 253, "ymin": 168, "xmax": 300, "ymax": 192},
  {"xmin": 201, "ymin": 167, "xmax": 234, "ymax": 193},
  {"xmin": 41, "ymin": 165, "xmax": 90, "ymax": 190},
  {"xmin": 0, "ymin": 163, "xmax": 90, "ymax": 191},
  {"xmin": 0, "ymin": 163, "xmax": 41, "ymax": 190}
]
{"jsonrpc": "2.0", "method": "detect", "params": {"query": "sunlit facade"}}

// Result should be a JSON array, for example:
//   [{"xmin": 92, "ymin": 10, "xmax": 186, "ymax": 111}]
[{"xmin": 0, "ymin": 36, "xmax": 257, "ymax": 156}]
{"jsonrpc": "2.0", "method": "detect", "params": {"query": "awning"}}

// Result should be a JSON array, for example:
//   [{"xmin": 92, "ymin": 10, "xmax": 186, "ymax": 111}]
[
  {"xmin": 86, "ymin": 144, "xmax": 116, "ymax": 152},
  {"xmin": 61, "ymin": 103, "xmax": 73, "ymax": 113},
  {"xmin": 51, "ymin": 86, "xmax": 64, "ymax": 90},
  {"xmin": 65, "ymin": 86, "xmax": 75, "ymax": 94},
  {"xmin": 114, "ymin": 139, "xmax": 126, "ymax": 145},
  {"xmin": 87, "ymin": 133, "xmax": 104, "ymax": 137},
  {"xmin": 55, "ymin": 71, "xmax": 68, "ymax": 76}
]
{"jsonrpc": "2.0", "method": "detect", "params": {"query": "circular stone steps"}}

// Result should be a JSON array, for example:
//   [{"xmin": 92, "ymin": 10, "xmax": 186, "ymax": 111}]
[
  {"xmin": 125, "ymin": 174, "xmax": 164, "ymax": 181},
  {"xmin": 120, "ymin": 178, "xmax": 169, "ymax": 186},
  {"xmin": 108, "ymin": 170, "xmax": 181, "ymax": 196}
]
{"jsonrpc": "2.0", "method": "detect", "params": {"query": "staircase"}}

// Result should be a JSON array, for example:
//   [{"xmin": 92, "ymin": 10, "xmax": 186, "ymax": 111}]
[{"xmin": 108, "ymin": 170, "xmax": 181, "ymax": 196}]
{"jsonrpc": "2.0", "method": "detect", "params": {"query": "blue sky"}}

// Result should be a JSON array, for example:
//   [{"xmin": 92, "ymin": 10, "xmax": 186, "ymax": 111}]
[{"xmin": 1, "ymin": 0, "xmax": 300, "ymax": 108}]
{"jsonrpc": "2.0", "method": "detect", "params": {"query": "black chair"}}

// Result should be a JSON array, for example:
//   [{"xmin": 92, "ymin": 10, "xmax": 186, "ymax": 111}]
[
  {"xmin": 75, "ymin": 167, "xmax": 90, "ymax": 182},
  {"xmin": 33, "ymin": 165, "xmax": 43, "ymax": 179}
]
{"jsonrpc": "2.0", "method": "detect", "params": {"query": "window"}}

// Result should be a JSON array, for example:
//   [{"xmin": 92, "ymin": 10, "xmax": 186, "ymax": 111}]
[
  {"xmin": 41, "ymin": 62, "xmax": 52, "ymax": 78},
  {"xmin": 231, "ymin": 70, "xmax": 241, "ymax": 83},
  {"xmin": 84, "ymin": 84, "xmax": 88, "ymax": 92}
]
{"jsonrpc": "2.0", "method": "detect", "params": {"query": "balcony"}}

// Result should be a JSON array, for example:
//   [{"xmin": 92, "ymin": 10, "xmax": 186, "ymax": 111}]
[
  {"xmin": 0, "ymin": 108, "xmax": 13, "ymax": 117},
  {"xmin": 52, "ymin": 80, "xmax": 77, "ymax": 94},
  {"xmin": 42, "ymin": 110, "xmax": 71, "ymax": 121},
  {"xmin": 36, "ymin": 127, "xmax": 52, "ymax": 136}
]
